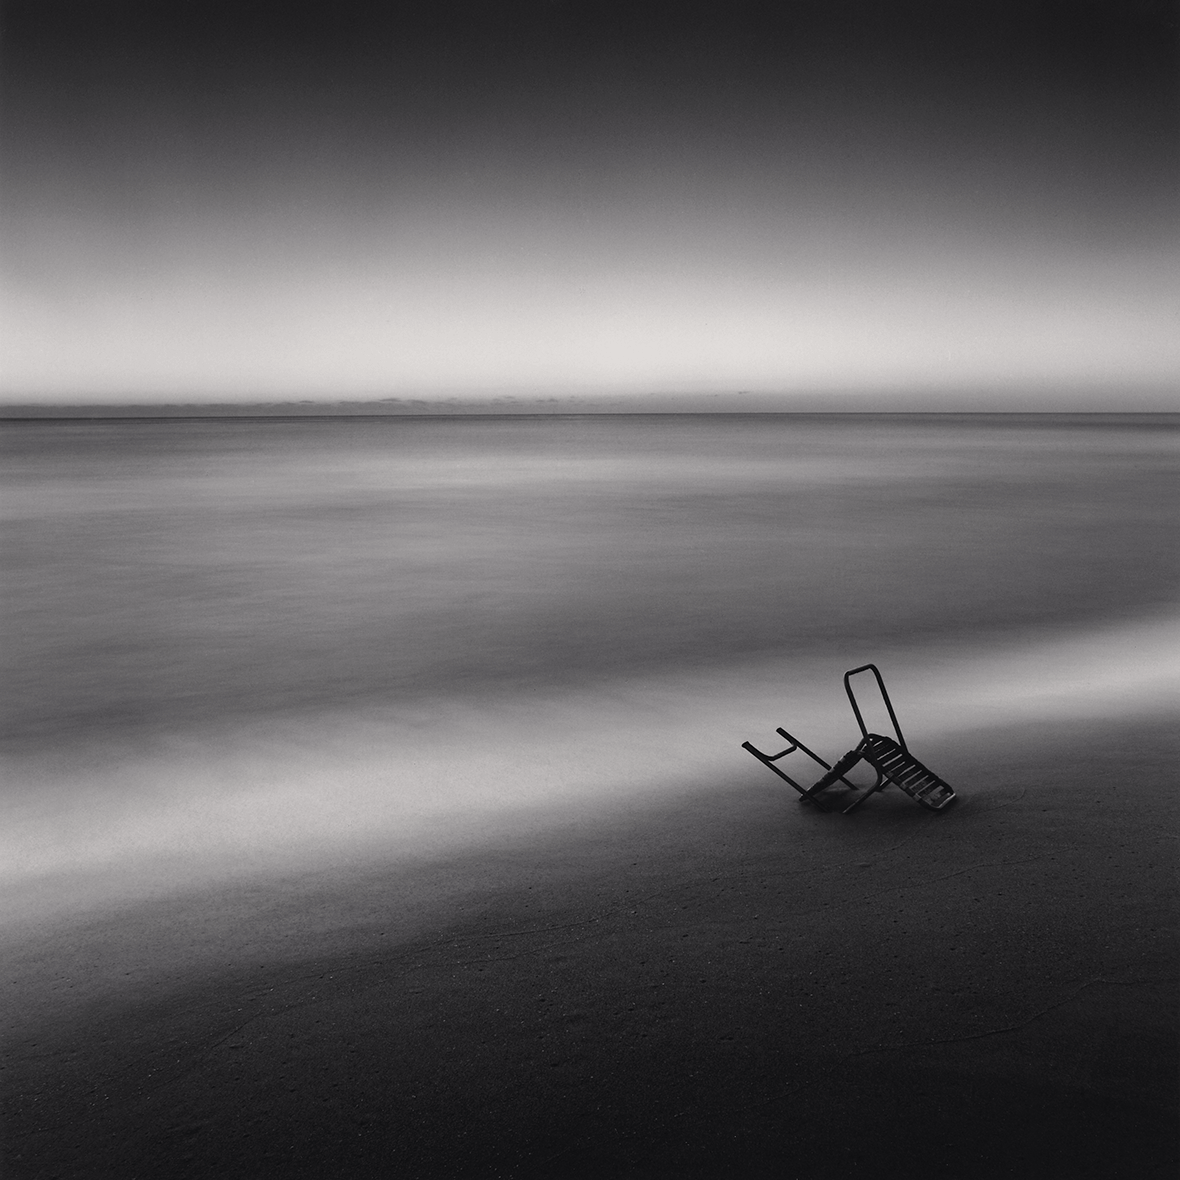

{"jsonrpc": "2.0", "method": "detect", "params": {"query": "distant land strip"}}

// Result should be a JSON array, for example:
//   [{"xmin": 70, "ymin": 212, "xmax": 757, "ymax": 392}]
[{"xmin": 1, "ymin": 387, "xmax": 1178, "ymax": 418}]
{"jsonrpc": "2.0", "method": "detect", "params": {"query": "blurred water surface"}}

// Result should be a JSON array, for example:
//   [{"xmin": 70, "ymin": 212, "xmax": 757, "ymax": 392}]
[
  {"xmin": 2, "ymin": 413, "xmax": 1178, "ymax": 907},
  {"xmin": 4, "ymin": 413, "xmax": 1177, "ymax": 746}
]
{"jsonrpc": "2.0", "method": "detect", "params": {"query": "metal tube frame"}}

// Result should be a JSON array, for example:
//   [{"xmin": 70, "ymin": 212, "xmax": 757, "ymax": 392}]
[
  {"xmin": 843, "ymin": 663, "xmax": 906, "ymax": 750},
  {"xmin": 743, "ymin": 663, "xmax": 953, "ymax": 813},
  {"xmin": 741, "ymin": 727, "xmax": 862, "ymax": 811}
]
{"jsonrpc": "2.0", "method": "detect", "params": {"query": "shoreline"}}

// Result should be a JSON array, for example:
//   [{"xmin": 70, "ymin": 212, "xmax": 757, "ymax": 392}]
[
  {"xmin": 3, "ymin": 606, "xmax": 1178, "ymax": 926},
  {"xmin": 4, "ymin": 714, "xmax": 1176, "ymax": 1177}
]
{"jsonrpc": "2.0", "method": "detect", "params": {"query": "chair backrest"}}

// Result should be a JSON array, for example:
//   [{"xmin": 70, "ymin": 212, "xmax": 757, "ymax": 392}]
[{"xmin": 843, "ymin": 664, "xmax": 907, "ymax": 751}]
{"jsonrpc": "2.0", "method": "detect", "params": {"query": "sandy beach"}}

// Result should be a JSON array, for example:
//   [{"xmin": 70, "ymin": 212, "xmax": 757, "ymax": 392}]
[{"xmin": 4, "ymin": 714, "xmax": 1175, "ymax": 1178}]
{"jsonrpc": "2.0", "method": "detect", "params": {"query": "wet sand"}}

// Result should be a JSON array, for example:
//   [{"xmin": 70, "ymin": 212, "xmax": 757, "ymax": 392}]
[{"xmin": 3, "ymin": 715, "xmax": 1177, "ymax": 1178}]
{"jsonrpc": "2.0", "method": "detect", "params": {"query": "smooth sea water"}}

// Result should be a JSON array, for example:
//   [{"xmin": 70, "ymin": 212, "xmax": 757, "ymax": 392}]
[{"xmin": 3, "ymin": 413, "xmax": 1178, "ymax": 912}]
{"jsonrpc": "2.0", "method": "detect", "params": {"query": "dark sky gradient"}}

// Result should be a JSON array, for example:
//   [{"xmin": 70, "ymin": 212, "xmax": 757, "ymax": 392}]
[{"xmin": 2, "ymin": 1, "xmax": 1177, "ymax": 403}]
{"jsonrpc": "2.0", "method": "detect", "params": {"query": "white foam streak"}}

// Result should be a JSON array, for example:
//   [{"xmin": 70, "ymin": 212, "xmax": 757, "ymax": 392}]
[{"xmin": 2, "ymin": 612, "xmax": 1177, "ymax": 919}]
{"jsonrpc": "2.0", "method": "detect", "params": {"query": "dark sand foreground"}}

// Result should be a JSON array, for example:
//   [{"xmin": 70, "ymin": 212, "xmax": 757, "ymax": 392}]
[{"xmin": 4, "ymin": 717, "xmax": 1177, "ymax": 1178}]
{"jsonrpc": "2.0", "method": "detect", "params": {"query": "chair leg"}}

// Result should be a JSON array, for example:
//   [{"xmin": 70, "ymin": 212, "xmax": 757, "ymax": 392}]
[
  {"xmin": 841, "ymin": 769, "xmax": 888, "ymax": 813},
  {"xmin": 741, "ymin": 740, "xmax": 832, "ymax": 810}
]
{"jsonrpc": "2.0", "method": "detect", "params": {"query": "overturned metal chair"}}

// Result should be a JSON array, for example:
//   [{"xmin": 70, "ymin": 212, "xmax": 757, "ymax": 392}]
[{"xmin": 742, "ymin": 664, "xmax": 956, "ymax": 813}]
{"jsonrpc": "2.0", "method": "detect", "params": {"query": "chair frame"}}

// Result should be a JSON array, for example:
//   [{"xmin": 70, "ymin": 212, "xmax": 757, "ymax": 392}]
[{"xmin": 742, "ymin": 664, "xmax": 957, "ymax": 813}]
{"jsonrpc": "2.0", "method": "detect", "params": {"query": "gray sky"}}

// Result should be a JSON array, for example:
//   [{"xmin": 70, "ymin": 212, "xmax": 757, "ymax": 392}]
[{"xmin": 3, "ymin": 1, "xmax": 1177, "ymax": 406}]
